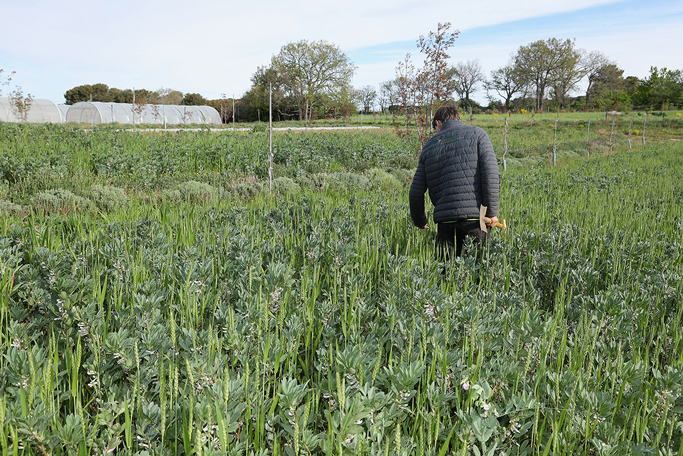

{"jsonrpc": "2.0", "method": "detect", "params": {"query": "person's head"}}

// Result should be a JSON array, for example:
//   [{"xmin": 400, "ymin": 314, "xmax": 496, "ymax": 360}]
[{"xmin": 432, "ymin": 105, "xmax": 460, "ymax": 131}]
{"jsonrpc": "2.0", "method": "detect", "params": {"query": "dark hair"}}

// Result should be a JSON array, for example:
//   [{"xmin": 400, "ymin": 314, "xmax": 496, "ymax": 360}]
[{"xmin": 432, "ymin": 105, "xmax": 460, "ymax": 129}]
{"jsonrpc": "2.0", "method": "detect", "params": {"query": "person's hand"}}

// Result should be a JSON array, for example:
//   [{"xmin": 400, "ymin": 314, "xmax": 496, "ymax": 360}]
[
  {"xmin": 418, "ymin": 225, "xmax": 430, "ymax": 230},
  {"xmin": 487, "ymin": 216, "xmax": 499, "ymax": 228}
]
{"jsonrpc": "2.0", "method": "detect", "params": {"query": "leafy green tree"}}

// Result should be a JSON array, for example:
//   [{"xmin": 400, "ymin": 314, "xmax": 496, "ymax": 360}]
[
  {"xmin": 243, "ymin": 65, "xmax": 290, "ymax": 121},
  {"xmin": 64, "ymin": 83, "xmax": 112, "ymax": 104},
  {"xmin": 272, "ymin": 40, "xmax": 355, "ymax": 123},
  {"xmin": 513, "ymin": 38, "xmax": 582, "ymax": 111},
  {"xmin": 181, "ymin": 93, "xmax": 208, "ymax": 106},
  {"xmin": 589, "ymin": 64, "xmax": 629, "ymax": 109},
  {"xmin": 582, "ymin": 51, "xmax": 613, "ymax": 109},
  {"xmin": 110, "ymin": 88, "xmax": 133, "ymax": 103},
  {"xmin": 593, "ymin": 89, "xmax": 632, "ymax": 111},
  {"xmin": 634, "ymin": 67, "xmax": 683, "ymax": 109},
  {"xmin": 131, "ymin": 88, "xmax": 152, "ymax": 104},
  {"xmin": 150, "ymin": 88, "xmax": 184, "ymax": 105}
]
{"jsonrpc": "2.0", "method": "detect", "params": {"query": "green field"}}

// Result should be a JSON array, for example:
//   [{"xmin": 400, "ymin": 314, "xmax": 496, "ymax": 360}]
[{"xmin": 0, "ymin": 117, "xmax": 682, "ymax": 455}]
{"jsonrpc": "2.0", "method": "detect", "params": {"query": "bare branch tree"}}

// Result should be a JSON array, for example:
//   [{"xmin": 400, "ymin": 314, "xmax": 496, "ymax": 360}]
[
  {"xmin": 131, "ymin": 88, "xmax": 147, "ymax": 126},
  {"xmin": 417, "ymin": 22, "xmax": 459, "ymax": 131},
  {"xmin": 394, "ymin": 53, "xmax": 421, "ymax": 143},
  {"xmin": 485, "ymin": 59, "xmax": 526, "ymax": 111},
  {"xmin": 378, "ymin": 80, "xmax": 397, "ymax": 114},
  {"xmin": 0, "ymin": 69, "xmax": 15, "ymax": 97},
  {"xmin": 450, "ymin": 59, "xmax": 485, "ymax": 106},
  {"xmin": 355, "ymin": 85, "xmax": 377, "ymax": 114}
]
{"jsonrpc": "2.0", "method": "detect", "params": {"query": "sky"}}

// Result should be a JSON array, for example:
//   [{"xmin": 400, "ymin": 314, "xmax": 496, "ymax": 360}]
[{"xmin": 1, "ymin": 0, "xmax": 682, "ymax": 106}]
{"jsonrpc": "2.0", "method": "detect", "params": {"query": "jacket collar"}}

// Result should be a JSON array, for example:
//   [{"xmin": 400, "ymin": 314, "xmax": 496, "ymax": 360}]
[{"xmin": 442, "ymin": 118, "xmax": 463, "ymax": 129}]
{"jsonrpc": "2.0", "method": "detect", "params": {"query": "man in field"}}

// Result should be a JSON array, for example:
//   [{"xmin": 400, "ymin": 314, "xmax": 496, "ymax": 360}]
[{"xmin": 409, "ymin": 105, "xmax": 499, "ymax": 260}]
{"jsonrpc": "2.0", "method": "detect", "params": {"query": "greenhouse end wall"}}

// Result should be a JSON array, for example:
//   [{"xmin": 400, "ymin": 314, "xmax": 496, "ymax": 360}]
[{"xmin": 0, "ymin": 97, "xmax": 64, "ymax": 123}]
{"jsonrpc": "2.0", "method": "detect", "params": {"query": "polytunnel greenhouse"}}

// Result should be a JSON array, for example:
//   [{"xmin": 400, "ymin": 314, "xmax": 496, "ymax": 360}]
[
  {"xmin": 0, "ymin": 97, "xmax": 65, "ymax": 123},
  {"xmin": 65, "ymin": 102, "xmax": 222, "ymax": 125}
]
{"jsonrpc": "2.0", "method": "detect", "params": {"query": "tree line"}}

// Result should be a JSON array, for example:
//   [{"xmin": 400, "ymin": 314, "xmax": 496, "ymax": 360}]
[
  {"xmin": 63, "ymin": 84, "xmax": 209, "ymax": 107},
  {"xmin": 380, "ymin": 35, "xmax": 682, "ymax": 115},
  {"xmin": 242, "ymin": 28, "xmax": 682, "ymax": 124},
  {"xmin": 53, "ymin": 25, "xmax": 683, "ymax": 125}
]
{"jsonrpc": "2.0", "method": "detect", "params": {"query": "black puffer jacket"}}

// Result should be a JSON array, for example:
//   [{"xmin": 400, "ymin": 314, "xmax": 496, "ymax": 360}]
[{"xmin": 409, "ymin": 119, "xmax": 499, "ymax": 227}]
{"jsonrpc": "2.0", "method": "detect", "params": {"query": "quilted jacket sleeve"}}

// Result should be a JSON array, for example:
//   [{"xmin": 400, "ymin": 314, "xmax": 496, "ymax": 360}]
[
  {"xmin": 477, "ymin": 129, "xmax": 499, "ymax": 218},
  {"xmin": 409, "ymin": 158, "xmax": 429, "ymax": 227}
]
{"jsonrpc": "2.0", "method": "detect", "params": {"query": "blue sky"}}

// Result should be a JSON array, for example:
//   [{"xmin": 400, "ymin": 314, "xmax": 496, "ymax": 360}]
[{"xmin": 0, "ymin": 0, "xmax": 681, "ymax": 106}]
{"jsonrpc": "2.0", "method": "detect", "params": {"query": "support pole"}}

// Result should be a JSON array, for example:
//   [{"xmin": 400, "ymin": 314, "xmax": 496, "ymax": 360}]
[
  {"xmin": 133, "ymin": 87, "xmax": 136, "ymax": 129},
  {"xmin": 269, "ymin": 83, "xmax": 273, "ymax": 193},
  {"xmin": 503, "ymin": 115, "xmax": 508, "ymax": 171},
  {"xmin": 586, "ymin": 119, "xmax": 591, "ymax": 158},
  {"xmin": 89, "ymin": 95, "xmax": 93, "ymax": 129},
  {"xmin": 552, "ymin": 111, "xmax": 558, "ymax": 167}
]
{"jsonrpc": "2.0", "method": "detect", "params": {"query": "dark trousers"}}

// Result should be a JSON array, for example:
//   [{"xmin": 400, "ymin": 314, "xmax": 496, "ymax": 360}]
[{"xmin": 435, "ymin": 220, "xmax": 490, "ymax": 261}]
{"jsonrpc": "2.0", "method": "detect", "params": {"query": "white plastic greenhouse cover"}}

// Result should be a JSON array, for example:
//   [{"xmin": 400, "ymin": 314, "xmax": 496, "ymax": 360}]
[
  {"xmin": 65, "ymin": 102, "xmax": 221, "ymax": 125},
  {"xmin": 0, "ymin": 97, "xmax": 64, "ymax": 123},
  {"xmin": 57, "ymin": 105, "xmax": 70, "ymax": 123}
]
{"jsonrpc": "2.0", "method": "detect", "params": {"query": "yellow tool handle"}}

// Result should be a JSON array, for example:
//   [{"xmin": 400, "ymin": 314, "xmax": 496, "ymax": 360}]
[{"xmin": 483, "ymin": 217, "xmax": 507, "ymax": 231}]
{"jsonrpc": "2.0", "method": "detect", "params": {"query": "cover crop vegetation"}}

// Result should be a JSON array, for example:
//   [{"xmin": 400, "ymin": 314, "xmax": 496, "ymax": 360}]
[{"xmin": 0, "ymin": 120, "xmax": 681, "ymax": 455}]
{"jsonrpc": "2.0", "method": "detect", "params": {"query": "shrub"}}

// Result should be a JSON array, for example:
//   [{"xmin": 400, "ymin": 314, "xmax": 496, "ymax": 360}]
[
  {"xmin": 232, "ymin": 181, "xmax": 265, "ymax": 198},
  {"xmin": 389, "ymin": 154, "xmax": 418, "ymax": 169},
  {"xmin": 273, "ymin": 177, "xmax": 300, "ymax": 195},
  {"xmin": 364, "ymin": 168, "xmax": 401, "ymax": 190},
  {"xmin": 0, "ymin": 180, "xmax": 9, "ymax": 200},
  {"xmin": 30, "ymin": 189, "xmax": 92, "ymax": 215},
  {"xmin": 299, "ymin": 172, "xmax": 370, "ymax": 191},
  {"xmin": 164, "ymin": 180, "xmax": 215, "ymax": 203},
  {"xmin": 332, "ymin": 172, "xmax": 370, "ymax": 190},
  {"xmin": 0, "ymin": 199, "xmax": 24, "ymax": 216},
  {"xmin": 90, "ymin": 185, "xmax": 128, "ymax": 212},
  {"xmin": 386, "ymin": 168, "xmax": 414, "ymax": 187},
  {"xmin": 252, "ymin": 122, "xmax": 267, "ymax": 133}
]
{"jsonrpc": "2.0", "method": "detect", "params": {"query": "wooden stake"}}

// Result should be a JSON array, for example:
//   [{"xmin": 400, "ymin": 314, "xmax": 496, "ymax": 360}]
[
  {"xmin": 552, "ymin": 111, "xmax": 558, "ymax": 167},
  {"xmin": 586, "ymin": 118, "xmax": 591, "ymax": 158},
  {"xmin": 269, "ymin": 84, "xmax": 273, "ymax": 193},
  {"xmin": 503, "ymin": 115, "xmax": 508, "ymax": 171}
]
